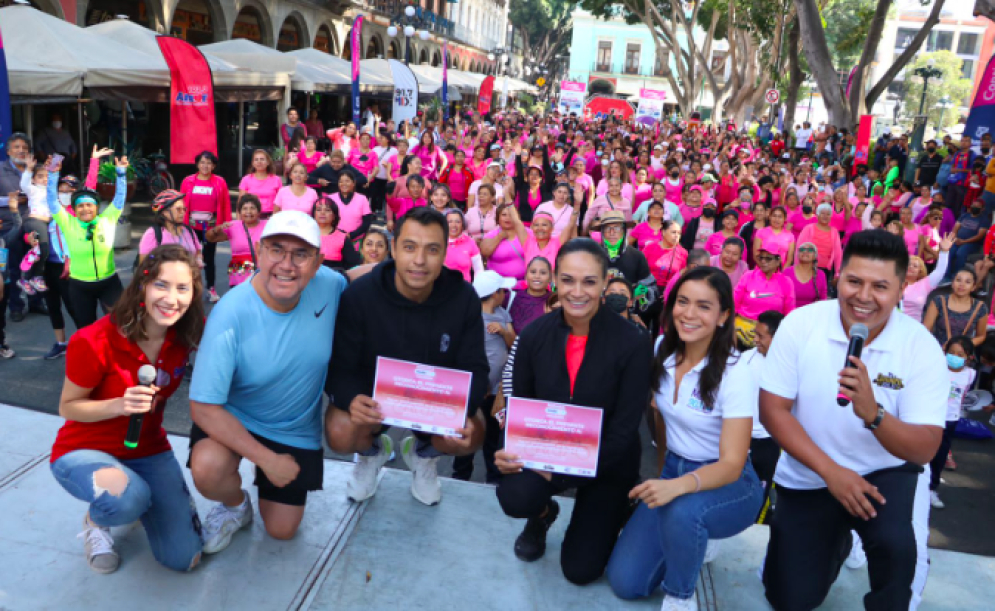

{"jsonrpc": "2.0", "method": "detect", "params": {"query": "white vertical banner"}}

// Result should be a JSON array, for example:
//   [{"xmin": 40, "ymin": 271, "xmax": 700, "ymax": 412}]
[
  {"xmin": 389, "ymin": 59, "xmax": 419, "ymax": 125},
  {"xmin": 558, "ymin": 81, "xmax": 587, "ymax": 115}
]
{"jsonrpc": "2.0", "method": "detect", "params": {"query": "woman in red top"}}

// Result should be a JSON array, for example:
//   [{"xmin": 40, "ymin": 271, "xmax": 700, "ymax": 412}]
[
  {"xmin": 50, "ymin": 245, "xmax": 205, "ymax": 574},
  {"xmin": 179, "ymin": 150, "xmax": 230, "ymax": 303},
  {"xmin": 437, "ymin": 150, "xmax": 475, "ymax": 210}
]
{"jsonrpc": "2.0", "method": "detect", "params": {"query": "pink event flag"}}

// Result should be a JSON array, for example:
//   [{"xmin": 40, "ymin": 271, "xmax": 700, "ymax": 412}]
[
  {"xmin": 504, "ymin": 397, "xmax": 604, "ymax": 477},
  {"xmin": 372, "ymin": 357, "xmax": 471, "ymax": 436}
]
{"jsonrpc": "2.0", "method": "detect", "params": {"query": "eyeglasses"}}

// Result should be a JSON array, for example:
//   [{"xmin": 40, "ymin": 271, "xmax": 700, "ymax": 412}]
[{"xmin": 263, "ymin": 243, "xmax": 316, "ymax": 267}]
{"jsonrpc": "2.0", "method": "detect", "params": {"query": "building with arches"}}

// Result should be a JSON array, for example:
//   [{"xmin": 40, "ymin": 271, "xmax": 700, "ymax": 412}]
[{"xmin": 14, "ymin": 0, "xmax": 516, "ymax": 77}]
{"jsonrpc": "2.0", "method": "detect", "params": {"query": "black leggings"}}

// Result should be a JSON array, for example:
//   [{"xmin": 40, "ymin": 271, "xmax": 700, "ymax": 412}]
[
  {"xmin": 369, "ymin": 178, "xmax": 388, "ymax": 214},
  {"xmin": 69, "ymin": 275, "xmax": 123, "ymax": 329},
  {"xmin": 22, "ymin": 218, "xmax": 50, "ymax": 278},
  {"xmin": 496, "ymin": 470, "xmax": 634, "ymax": 585},
  {"xmin": 929, "ymin": 420, "xmax": 958, "ymax": 490},
  {"xmin": 763, "ymin": 463, "xmax": 922, "ymax": 611},
  {"xmin": 43, "ymin": 260, "xmax": 76, "ymax": 331},
  {"xmin": 194, "ymin": 227, "xmax": 217, "ymax": 289},
  {"xmin": 452, "ymin": 395, "xmax": 501, "ymax": 483}
]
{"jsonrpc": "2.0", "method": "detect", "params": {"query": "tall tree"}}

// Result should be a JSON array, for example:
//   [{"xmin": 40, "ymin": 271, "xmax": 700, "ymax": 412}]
[
  {"xmin": 508, "ymin": 0, "xmax": 574, "ymax": 89},
  {"xmin": 794, "ymin": 0, "xmax": 947, "ymax": 127}
]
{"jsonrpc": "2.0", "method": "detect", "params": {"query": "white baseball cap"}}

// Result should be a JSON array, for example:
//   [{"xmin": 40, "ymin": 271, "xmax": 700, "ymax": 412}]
[
  {"xmin": 472, "ymin": 270, "xmax": 516, "ymax": 298},
  {"xmin": 260, "ymin": 210, "xmax": 321, "ymax": 249}
]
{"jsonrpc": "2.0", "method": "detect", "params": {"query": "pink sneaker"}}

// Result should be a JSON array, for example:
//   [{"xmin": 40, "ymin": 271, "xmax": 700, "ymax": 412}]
[{"xmin": 29, "ymin": 277, "xmax": 48, "ymax": 293}]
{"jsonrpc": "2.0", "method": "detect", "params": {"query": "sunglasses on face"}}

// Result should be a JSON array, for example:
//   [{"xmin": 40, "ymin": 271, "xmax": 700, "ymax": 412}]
[{"xmin": 798, "ymin": 247, "xmax": 816, "ymax": 254}]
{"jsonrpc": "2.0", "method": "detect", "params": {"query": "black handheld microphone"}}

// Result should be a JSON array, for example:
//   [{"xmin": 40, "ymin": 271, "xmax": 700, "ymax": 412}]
[
  {"xmin": 125, "ymin": 365, "xmax": 157, "ymax": 449},
  {"xmin": 837, "ymin": 323, "xmax": 869, "ymax": 406}
]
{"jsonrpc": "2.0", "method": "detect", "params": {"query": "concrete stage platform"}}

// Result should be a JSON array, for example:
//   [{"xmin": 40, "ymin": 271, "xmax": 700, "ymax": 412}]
[{"xmin": 1, "ymin": 404, "xmax": 992, "ymax": 610}]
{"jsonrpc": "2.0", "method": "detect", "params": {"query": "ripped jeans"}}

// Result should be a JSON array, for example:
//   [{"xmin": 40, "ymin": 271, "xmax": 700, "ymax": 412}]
[{"xmin": 51, "ymin": 449, "xmax": 203, "ymax": 572}]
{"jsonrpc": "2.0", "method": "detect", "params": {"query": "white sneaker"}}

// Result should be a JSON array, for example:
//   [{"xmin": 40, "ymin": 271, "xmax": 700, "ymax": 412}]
[
  {"xmin": 845, "ymin": 531, "xmax": 867, "ymax": 569},
  {"xmin": 79, "ymin": 515, "xmax": 119, "ymax": 574},
  {"xmin": 703, "ymin": 539, "xmax": 722, "ymax": 564},
  {"xmin": 930, "ymin": 490, "xmax": 945, "ymax": 509},
  {"xmin": 400, "ymin": 435, "xmax": 442, "ymax": 506},
  {"xmin": 660, "ymin": 593, "xmax": 698, "ymax": 611},
  {"xmin": 348, "ymin": 434, "xmax": 393, "ymax": 502},
  {"xmin": 201, "ymin": 491, "xmax": 253, "ymax": 554}
]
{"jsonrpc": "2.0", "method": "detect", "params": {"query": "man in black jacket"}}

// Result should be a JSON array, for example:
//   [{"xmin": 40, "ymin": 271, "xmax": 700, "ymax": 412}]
[
  {"xmin": 307, "ymin": 150, "xmax": 368, "ymax": 196},
  {"xmin": 325, "ymin": 207, "xmax": 489, "ymax": 506}
]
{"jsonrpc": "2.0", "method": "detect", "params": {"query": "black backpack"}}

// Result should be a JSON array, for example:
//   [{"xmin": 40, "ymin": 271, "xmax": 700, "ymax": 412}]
[{"xmin": 132, "ymin": 222, "xmax": 198, "ymax": 272}]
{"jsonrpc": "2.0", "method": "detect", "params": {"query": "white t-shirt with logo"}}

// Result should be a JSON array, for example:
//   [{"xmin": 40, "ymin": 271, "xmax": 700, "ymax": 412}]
[
  {"xmin": 761, "ymin": 300, "xmax": 948, "ymax": 490},
  {"xmin": 946, "ymin": 368, "xmax": 976, "ymax": 422},
  {"xmin": 794, "ymin": 128, "xmax": 812, "ymax": 149},
  {"xmin": 743, "ymin": 348, "xmax": 771, "ymax": 439},
  {"xmin": 655, "ymin": 351, "xmax": 755, "ymax": 463}
]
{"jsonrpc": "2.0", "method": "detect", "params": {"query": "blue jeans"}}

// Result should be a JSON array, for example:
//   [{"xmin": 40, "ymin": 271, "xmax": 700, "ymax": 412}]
[
  {"xmin": 51, "ymin": 449, "xmax": 203, "ymax": 572},
  {"xmin": 606, "ymin": 451, "xmax": 763, "ymax": 600}
]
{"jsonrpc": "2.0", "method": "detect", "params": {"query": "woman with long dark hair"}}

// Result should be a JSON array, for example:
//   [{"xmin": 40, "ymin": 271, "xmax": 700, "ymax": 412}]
[
  {"xmin": 607, "ymin": 266, "xmax": 762, "ymax": 609},
  {"xmin": 50, "ymin": 245, "xmax": 206, "ymax": 574},
  {"xmin": 313, "ymin": 197, "xmax": 361, "ymax": 270},
  {"xmin": 494, "ymin": 239, "xmax": 652, "ymax": 585}
]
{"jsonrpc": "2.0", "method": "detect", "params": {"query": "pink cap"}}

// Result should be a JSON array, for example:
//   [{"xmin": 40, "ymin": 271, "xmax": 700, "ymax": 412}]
[
  {"xmin": 690, "ymin": 185, "xmax": 705, "ymax": 194},
  {"xmin": 760, "ymin": 239, "xmax": 782, "ymax": 258}
]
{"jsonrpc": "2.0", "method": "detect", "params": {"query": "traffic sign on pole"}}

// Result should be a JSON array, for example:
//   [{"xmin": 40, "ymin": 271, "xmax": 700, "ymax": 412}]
[{"xmin": 765, "ymin": 89, "xmax": 780, "ymax": 105}]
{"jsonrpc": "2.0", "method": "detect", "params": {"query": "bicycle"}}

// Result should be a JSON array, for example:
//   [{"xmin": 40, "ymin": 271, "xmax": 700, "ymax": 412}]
[{"xmin": 132, "ymin": 150, "xmax": 175, "ymax": 197}]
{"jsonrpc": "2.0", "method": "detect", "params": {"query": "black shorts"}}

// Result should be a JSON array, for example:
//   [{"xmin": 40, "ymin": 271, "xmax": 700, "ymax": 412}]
[{"xmin": 187, "ymin": 423, "xmax": 323, "ymax": 507}]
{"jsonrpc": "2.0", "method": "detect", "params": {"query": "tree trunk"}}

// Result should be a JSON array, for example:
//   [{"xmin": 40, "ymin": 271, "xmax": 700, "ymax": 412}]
[
  {"xmin": 846, "ymin": 0, "xmax": 891, "ymax": 121},
  {"xmin": 784, "ymin": 17, "xmax": 803, "ymax": 133},
  {"xmin": 864, "ymin": 0, "xmax": 946, "ymax": 113},
  {"xmin": 794, "ymin": 0, "xmax": 851, "ymax": 127}
]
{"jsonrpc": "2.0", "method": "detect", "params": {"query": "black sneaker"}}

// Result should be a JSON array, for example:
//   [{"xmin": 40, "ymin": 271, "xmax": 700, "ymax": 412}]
[
  {"xmin": 44, "ymin": 342, "xmax": 68, "ymax": 360},
  {"xmin": 514, "ymin": 499, "xmax": 560, "ymax": 562}
]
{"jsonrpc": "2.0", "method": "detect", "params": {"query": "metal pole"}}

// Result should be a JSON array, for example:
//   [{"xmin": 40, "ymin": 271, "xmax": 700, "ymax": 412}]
[
  {"xmin": 238, "ymin": 101, "xmax": 245, "ymax": 176},
  {"xmin": 78, "ymin": 101, "xmax": 85, "ymax": 177},
  {"xmin": 917, "ymin": 78, "xmax": 929, "ymax": 116},
  {"xmin": 806, "ymin": 88, "xmax": 813, "ymax": 122},
  {"xmin": 121, "ymin": 101, "xmax": 127, "ymax": 154},
  {"xmin": 24, "ymin": 104, "xmax": 33, "ymax": 150}
]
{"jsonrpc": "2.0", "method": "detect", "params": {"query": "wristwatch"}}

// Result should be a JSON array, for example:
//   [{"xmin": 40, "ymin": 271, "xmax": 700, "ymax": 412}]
[{"xmin": 865, "ymin": 403, "xmax": 885, "ymax": 431}]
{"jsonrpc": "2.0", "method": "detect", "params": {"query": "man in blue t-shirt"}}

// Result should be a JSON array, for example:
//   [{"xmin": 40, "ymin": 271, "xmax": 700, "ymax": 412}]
[
  {"xmin": 943, "ymin": 199, "xmax": 990, "ymax": 283},
  {"xmin": 188, "ymin": 211, "xmax": 360, "ymax": 554}
]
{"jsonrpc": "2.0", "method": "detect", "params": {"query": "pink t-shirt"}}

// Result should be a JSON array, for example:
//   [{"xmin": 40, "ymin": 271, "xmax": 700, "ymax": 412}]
[
  {"xmin": 524, "ymin": 234, "xmax": 562, "ymax": 272},
  {"xmin": 484, "ymin": 228, "xmax": 530, "ymax": 280},
  {"xmin": 788, "ymin": 212, "xmax": 817, "ymax": 240},
  {"xmin": 447, "ymin": 168, "xmax": 470, "ymax": 200},
  {"xmin": 273, "ymin": 186, "xmax": 319, "ymax": 214},
  {"xmin": 641, "ymin": 242, "xmax": 688, "ymax": 287},
  {"xmin": 902, "ymin": 227, "xmax": 920, "ymax": 256},
  {"xmin": 920, "ymin": 225, "xmax": 940, "ymax": 263},
  {"xmin": 222, "ymin": 220, "xmax": 266, "ymax": 286},
  {"xmin": 596, "ymin": 180, "xmax": 634, "ymax": 203},
  {"xmin": 238, "ymin": 174, "xmax": 283, "ymax": 214},
  {"xmin": 679, "ymin": 203, "xmax": 703, "ymax": 221},
  {"xmin": 331, "ymin": 192, "xmax": 372, "ymax": 233},
  {"xmin": 392, "ymin": 197, "xmax": 427, "ymax": 218},
  {"xmin": 533, "ymin": 202, "xmax": 575, "ymax": 238},
  {"xmin": 347, "ymin": 149, "xmax": 380, "ymax": 176},
  {"xmin": 662, "ymin": 178, "xmax": 683, "ymax": 204},
  {"xmin": 412, "ymin": 145, "xmax": 444, "ymax": 179},
  {"xmin": 830, "ymin": 206, "xmax": 848, "ymax": 233},
  {"xmin": 320, "ymin": 229, "xmax": 349, "ymax": 262},
  {"xmin": 630, "ymin": 222, "xmax": 663, "ymax": 250},
  {"xmin": 704, "ymin": 232, "xmax": 745, "ymax": 257},
  {"xmin": 466, "ymin": 206, "xmax": 498, "ymax": 240},
  {"xmin": 295, "ymin": 150, "xmax": 324, "ymax": 176},
  {"xmin": 710, "ymin": 255, "xmax": 749, "ymax": 287},
  {"xmin": 182, "ymin": 175, "xmax": 225, "ymax": 216},
  {"xmin": 733, "ymin": 269, "xmax": 796, "ymax": 320},
  {"xmin": 633, "ymin": 183, "xmax": 654, "ymax": 208},
  {"xmin": 468, "ymin": 158, "xmax": 489, "ymax": 180},
  {"xmin": 138, "ymin": 226, "xmax": 201, "ymax": 256},
  {"xmin": 754, "ymin": 226, "xmax": 795, "ymax": 260},
  {"xmin": 902, "ymin": 277, "xmax": 935, "ymax": 322},
  {"xmin": 445, "ymin": 234, "xmax": 480, "ymax": 281}
]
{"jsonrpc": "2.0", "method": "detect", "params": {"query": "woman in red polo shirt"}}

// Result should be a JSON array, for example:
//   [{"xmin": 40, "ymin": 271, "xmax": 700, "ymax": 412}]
[{"xmin": 50, "ymin": 245, "xmax": 206, "ymax": 574}]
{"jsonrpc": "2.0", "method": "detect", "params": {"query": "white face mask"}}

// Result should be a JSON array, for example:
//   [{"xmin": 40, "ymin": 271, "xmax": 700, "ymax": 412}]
[
  {"xmin": 58, "ymin": 192, "xmax": 71, "ymax": 207},
  {"xmin": 52, "ymin": 121, "xmax": 62, "ymax": 129}
]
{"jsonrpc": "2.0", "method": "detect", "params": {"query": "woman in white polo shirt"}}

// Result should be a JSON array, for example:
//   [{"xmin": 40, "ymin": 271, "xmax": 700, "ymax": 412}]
[{"xmin": 607, "ymin": 266, "xmax": 763, "ymax": 611}]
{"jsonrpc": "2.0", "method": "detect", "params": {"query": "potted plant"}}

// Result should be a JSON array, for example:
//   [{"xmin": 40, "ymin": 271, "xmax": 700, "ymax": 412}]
[{"xmin": 96, "ymin": 162, "xmax": 136, "ymax": 203}]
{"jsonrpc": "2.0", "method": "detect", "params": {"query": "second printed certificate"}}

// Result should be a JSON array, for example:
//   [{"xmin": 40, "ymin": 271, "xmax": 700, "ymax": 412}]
[
  {"xmin": 372, "ymin": 357, "xmax": 471, "ymax": 435},
  {"xmin": 504, "ymin": 397, "xmax": 604, "ymax": 477}
]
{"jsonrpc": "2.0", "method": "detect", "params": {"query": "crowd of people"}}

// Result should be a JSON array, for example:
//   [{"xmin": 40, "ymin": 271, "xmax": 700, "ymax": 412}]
[{"xmin": 0, "ymin": 103, "xmax": 992, "ymax": 611}]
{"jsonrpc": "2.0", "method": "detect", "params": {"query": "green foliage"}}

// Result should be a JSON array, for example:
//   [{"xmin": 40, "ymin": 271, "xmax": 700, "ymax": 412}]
[
  {"xmin": 97, "ymin": 162, "xmax": 135, "ymax": 184},
  {"xmin": 822, "ymin": 0, "xmax": 877, "ymax": 66},
  {"xmin": 902, "ymin": 51, "xmax": 972, "ymax": 130},
  {"xmin": 510, "ymin": 0, "xmax": 574, "ymax": 44},
  {"xmin": 420, "ymin": 97, "xmax": 444, "ymax": 123}
]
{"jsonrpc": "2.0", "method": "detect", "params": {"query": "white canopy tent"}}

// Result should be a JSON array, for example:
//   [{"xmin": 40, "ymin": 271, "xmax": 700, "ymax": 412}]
[
  {"xmin": 87, "ymin": 19, "xmax": 287, "ymax": 98},
  {"xmin": 287, "ymin": 49, "xmax": 394, "ymax": 93},
  {"xmin": 0, "ymin": 6, "xmax": 169, "ymax": 97},
  {"xmin": 363, "ymin": 60, "xmax": 462, "ymax": 101}
]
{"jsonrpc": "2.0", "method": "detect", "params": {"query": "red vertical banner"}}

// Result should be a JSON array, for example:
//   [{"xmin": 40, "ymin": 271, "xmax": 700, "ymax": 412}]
[
  {"xmin": 478, "ymin": 76, "xmax": 495, "ymax": 116},
  {"xmin": 157, "ymin": 35, "xmax": 217, "ymax": 164},
  {"xmin": 852, "ymin": 114, "xmax": 875, "ymax": 177}
]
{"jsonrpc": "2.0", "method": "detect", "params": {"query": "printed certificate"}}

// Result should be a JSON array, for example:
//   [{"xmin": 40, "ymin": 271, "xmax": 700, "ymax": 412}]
[
  {"xmin": 504, "ymin": 397, "xmax": 603, "ymax": 477},
  {"xmin": 373, "ymin": 357, "xmax": 471, "ymax": 436}
]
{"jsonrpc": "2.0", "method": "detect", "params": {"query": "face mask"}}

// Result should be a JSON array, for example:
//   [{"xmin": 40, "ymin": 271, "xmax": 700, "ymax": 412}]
[
  {"xmin": 971, "ymin": 207, "xmax": 982, "ymax": 216},
  {"xmin": 58, "ymin": 192, "xmax": 71, "ymax": 207},
  {"xmin": 983, "ymin": 147, "xmax": 991, "ymax": 155},
  {"xmin": 702, "ymin": 208, "xmax": 716, "ymax": 218},
  {"xmin": 802, "ymin": 205, "xmax": 813, "ymax": 214},
  {"xmin": 927, "ymin": 147, "xmax": 936, "ymax": 154},
  {"xmin": 946, "ymin": 354, "xmax": 966, "ymax": 369},
  {"xmin": 670, "ymin": 171, "xmax": 679, "ymax": 178},
  {"xmin": 52, "ymin": 121, "xmax": 62, "ymax": 129},
  {"xmin": 604, "ymin": 293, "xmax": 630, "ymax": 315}
]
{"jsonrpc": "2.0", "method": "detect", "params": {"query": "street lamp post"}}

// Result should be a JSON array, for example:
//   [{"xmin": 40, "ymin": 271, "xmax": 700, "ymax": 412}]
[
  {"xmin": 904, "ymin": 60, "xmax": 944, "ymax": 184},
  {"xmin": 488, "ymin": 48, "xmax": 511, "ymax": 111},
  {"xmin": 387, "ymin": 4, "xmax": 432, "ymax": 66},
  {"xmin": 936, "ymin": 96, "xmax": 954, "ymax": 137}
]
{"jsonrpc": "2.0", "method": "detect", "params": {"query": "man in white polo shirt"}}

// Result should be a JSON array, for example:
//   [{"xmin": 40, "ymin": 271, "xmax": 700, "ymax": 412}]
[{"xmin": 759, "ymin": 230, "xmax": 947, "ymax": 611}]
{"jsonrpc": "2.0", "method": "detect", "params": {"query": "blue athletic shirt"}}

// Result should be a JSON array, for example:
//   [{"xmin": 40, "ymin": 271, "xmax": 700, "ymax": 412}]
[{"xmin": 190, "ymin": 266, "xmax": 347, "ymax": 449}]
